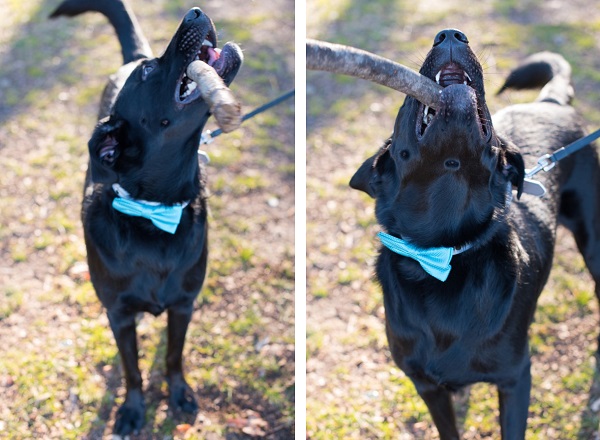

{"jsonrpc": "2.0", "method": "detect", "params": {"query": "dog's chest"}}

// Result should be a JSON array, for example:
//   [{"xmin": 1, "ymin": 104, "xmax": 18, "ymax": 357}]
[
  {"xmin": 132, "ymin": 240, "xmax": 197, "ymax": 286},
  {"xmin": 116, "ymin": 251, "xmax": 201, "ymax": 315},
  {"xmin": 87, "ymin": 217, "xmax": 207, "ymax": 314},
  {"xmin": 382, "ymin": 262, "xmax": 522, "ymax": 386},
  {"xmin": 400, "ymin": 326, "xmax": 498, "ymax": 388}
]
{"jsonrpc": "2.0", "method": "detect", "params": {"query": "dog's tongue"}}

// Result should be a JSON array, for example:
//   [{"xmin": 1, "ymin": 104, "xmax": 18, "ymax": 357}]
[
  {"xmin": 208, "ymin": 47, "xmax": 221, "ymax": 66},
  {"xmin": 438, "ymin": 63, "xmax": 468, "ymax": 87}
]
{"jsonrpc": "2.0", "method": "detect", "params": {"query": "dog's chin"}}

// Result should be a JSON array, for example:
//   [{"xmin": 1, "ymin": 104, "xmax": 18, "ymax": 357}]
[{"xmin": 175, "ymin": 42, "xmax": 242, "ymax": 105}]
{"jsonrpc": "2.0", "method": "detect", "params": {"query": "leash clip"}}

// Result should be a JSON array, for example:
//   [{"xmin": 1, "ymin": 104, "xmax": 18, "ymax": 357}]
[
  {"xmin": 526, "ymin": 153, "xmax": 556, "ymax": 178},
  {"xmin": 200, "ymin": 130, "xmax": 214, "ymax": 146}
]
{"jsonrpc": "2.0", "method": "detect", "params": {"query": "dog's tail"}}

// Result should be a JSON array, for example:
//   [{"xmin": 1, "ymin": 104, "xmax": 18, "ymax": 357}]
[
  {"xmin": 496, "ymin": 52, "xmax": 574, "ymax": 106},
  {"xmin": 49, "ymin": 0, "xmax": 153, "ymax": 64}
]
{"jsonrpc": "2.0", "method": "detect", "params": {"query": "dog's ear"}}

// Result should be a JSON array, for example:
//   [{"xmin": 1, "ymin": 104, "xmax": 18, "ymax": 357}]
[
  {"xmin": 349, "ymin": 138, "xmax": 392, "ymax": 198},
  {"xmin": 349, "ymin": 155, "xmax": 377, "ymax": 197},
  {"xmin": 87, "ymin": 117, "xmax": 125, "ymax": 184},
  {"xmin": 500, "ymin": 140, "xmax": 525, "ymax": 199}
]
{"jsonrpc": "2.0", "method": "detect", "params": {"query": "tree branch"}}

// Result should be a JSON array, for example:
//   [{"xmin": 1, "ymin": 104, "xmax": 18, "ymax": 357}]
[
  {"xmin": 186, "ymin": 60, "xmax": 241, "ymax": 133},
  {"xmin": 307, "ymin": 39, "xmax": 442, "ymax": 109}
]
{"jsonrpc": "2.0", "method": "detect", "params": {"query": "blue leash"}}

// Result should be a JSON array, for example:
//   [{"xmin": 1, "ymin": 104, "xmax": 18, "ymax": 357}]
[
  {"xmin": 200, "ymin": 89, "xmax": 295, "ymax": 145},
  {"xmin": 527, "ymin": 127, "xmax": 600, "ymax": 177},
  {"xmin": 520, "ymin": 126, "xmax": 600, "ymax": 197}
]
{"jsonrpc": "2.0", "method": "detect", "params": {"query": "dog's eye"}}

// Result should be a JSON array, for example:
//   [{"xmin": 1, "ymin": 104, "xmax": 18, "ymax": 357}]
[
  {"xmin": 400, "ymin": 150, "xmax": 410, "ymax": 160},
  {"xmin": 161, "ymin": 119, "xmax": 170, "ymax": 127},
  {"xmin": 142, "ymin": 63, "xmax": 155, "ymax": 80}
]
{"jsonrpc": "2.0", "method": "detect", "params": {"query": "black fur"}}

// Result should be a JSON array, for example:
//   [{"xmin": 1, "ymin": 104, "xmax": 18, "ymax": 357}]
[
  {"xmin": 50, "ymin": 0, "xmax": 242, "ymax": 435},
  {"xmin": 350, "ymin": 29, "xmax": 600, "ymax": 439}
]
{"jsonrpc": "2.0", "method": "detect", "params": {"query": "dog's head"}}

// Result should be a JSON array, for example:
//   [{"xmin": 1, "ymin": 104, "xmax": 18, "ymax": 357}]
[
  {"xmin": 351, "ymin": 29, "xmax": 524, "ymax": 248},
  {"xmin": 88, "ymin": 7, "xmax": 243, "ymax": 197}
]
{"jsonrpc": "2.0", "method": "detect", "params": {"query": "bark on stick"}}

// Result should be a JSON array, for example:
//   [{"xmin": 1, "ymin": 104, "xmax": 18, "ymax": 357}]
[
  {"xmin": 186, "ymin": 60, "xmax": 241, "ymax": 133},
  {"xmin": 307, "ymin": 39, "xmax": 442, "ymax": 109}
]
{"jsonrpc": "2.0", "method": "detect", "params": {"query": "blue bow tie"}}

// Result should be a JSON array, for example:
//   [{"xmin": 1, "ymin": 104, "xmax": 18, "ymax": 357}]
[
  {"xmin": 378, "ymin": 231, "xmax": 453, "ymax": 281},
  {"xmin": 112, "ymin": 197, "xmax": 185, "ymax": 234}
]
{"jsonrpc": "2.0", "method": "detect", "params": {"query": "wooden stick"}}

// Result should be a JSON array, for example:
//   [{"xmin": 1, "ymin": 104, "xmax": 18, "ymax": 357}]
[
  {"xmin": 307, "ymin": 39, "xmax": 442, "ymax": 109},
  {"xmin": 186, "ymin": 60, "xmax": 241, "ymax": 133}
]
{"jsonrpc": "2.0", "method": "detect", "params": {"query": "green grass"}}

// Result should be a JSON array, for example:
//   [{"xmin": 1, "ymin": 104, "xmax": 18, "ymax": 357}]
[{"xmin": 0, "ymin": 286, "xmax": 24, "ymax": 320}]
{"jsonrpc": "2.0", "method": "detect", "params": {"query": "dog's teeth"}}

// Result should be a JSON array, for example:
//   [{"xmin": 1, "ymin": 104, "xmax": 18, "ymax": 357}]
[
  {"xmin": 181, "ymin": 81, "xmax": 197, "ymax": 99},
  {"xmin": 435, "ymin": 71, "xmax": 441, "ymax": 84},
  {"xmin": 202, "ymin": 39, "xmax": 213, "ymax": 47},
  {"xmin": 465, "ymin": 72, "xmax": 472, "ymax": 82},
  {"xmin": 423, "ymin": 105, "xmax": 430, "ymax": 124}
]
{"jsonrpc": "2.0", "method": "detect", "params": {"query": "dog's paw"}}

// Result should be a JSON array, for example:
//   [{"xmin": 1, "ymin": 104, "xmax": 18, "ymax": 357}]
[
  {"xmin": 114, "ymin": 396, "xmax": 146, "ymax": 436},
  {"xmin": 168, "ymin": 379, "xmax": 199, "ymax": 414}
]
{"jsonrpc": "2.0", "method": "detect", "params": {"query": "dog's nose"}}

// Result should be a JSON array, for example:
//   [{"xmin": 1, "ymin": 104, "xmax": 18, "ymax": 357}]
[
  {"xmin": 184, "ymin": 8, "xmax": 204, "ymax": 22},
  {"xmin": 433, "ymin": 29, "xmax": 469, "ymax": 47}
]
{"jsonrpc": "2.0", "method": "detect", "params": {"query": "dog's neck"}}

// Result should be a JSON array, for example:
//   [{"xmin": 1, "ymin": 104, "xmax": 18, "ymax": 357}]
[
  {"xmin": 409, "ymin": 181, "xmax": 513, "ymax": 248},
  {"xmin": 112, "ymin": 183, "xmax": 191, "ymax": 208},
  {"xmin": 111, "ymin": 183, "xmax": 190, "ymax": 234},
  {"xmin": 113, "ymin": 136, "xmax": 204, "ymax": 205},
  {"xmin": 380, "ymin": 182, "xmax": 515, "ymax": 281}
]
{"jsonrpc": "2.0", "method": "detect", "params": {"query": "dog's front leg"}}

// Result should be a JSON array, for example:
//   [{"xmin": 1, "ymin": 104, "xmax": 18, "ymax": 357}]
[
  {"xmin": 107, "ymin": 310, "xmax": 145, "ymax": 435},
  {"xmin": 166, "ymin": 304, "xmax": 199, "ymax": 413},
  {"xmin": 415, "ymin": 383, "xmax": 460, "ymax": 440},
  {"xmin": 498, "ymin": 362, "xmax": 531, "ymax": 439}
]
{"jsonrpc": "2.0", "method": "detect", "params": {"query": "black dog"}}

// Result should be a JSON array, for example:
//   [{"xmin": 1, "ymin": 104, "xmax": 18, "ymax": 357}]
[
  {"xmin": 50, "ymin": 0, "xmax": 242, "ymax": 435},
  {"xmin": 350, "ymin": 29, "xmax": 600, "ymax": 438}
]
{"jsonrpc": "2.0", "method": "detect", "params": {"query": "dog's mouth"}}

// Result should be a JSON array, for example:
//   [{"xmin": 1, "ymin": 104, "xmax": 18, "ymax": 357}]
[
  {"xmin": 175, "ymin": 22, "xmax": 242, "ymax": 105},
  {"xmin": 177, "ymin": 37, "xmax": 213, "ymax": 102},
  {"xmin": 417, "ymin": 63, "xmax": 492, "ymax": 141}
]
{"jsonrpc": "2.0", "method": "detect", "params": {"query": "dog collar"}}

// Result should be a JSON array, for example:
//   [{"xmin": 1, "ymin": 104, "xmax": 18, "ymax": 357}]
[
  {"xmin": 111, "ymin": 184, "xmax": 190, "ymax": 234},
  {"xmin": 379, "ymin": 183, "xmax": 514, "ymax": 281},
  {"xmin": 378, "ymin": 232, "xmax": 467, "ymax": 282}
]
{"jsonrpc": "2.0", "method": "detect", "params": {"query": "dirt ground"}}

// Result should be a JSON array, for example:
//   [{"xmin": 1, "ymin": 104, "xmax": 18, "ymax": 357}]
[
  {"xmin": 0, "ymin": 0, "xmax": 294, "ymax": 438},
  {"xmin": 307, "ymin": 0, "xmax": 600, "ymax": 439}
]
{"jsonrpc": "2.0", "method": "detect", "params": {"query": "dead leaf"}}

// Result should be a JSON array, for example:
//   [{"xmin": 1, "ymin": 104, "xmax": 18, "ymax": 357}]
[
  {"xmin": 227, "ymin": 410, "xmax": 269, "ymax": 437},
  {"xmin": 226, "ymin": 417, "xmax": 248, "ymax": 429},
  {"xmin": 68, "ymin": 262, "xmax": 90, "ymax": 282},
  {"xmin": 173, "ymin": 423, "xmax": 192, "ymax": 436},
  {"xmin": 0, "ymin": 375, "xmax": 14, "ymax": 387},
  {"xmin": 242, "ymin": 425, "xmax": 267, "ymax": 437}
]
